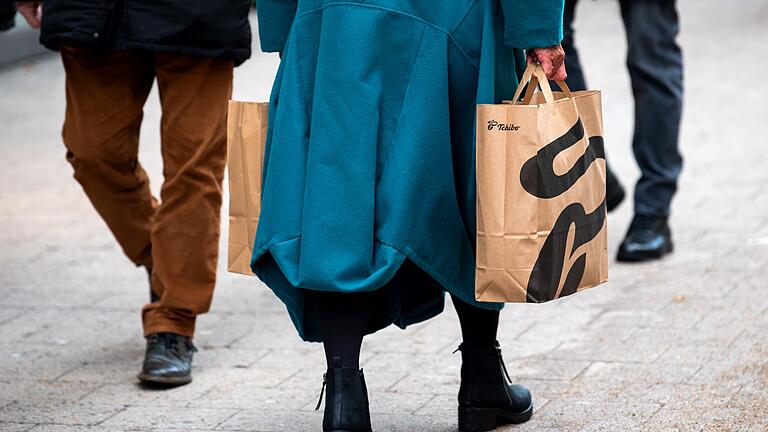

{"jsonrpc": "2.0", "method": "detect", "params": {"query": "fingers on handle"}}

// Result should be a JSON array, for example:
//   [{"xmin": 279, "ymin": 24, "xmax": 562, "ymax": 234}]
[
  {"xmin": 554, "ymin": 63, "xmax": 568, "ymax": 82},
  {"xmin": 21, "ymin": 3, "xmax": 43, "ymax": 27},
  {"xmin": 538, "ymin": 55, "xmax": 554, "ymax": 78},
  {"xmin": 18, "ymin": 7, "xmax": 41, "ymax": 28},
  {"xmin": 23, "ymin": 15, "xmax": 41, "ymax": 29}
]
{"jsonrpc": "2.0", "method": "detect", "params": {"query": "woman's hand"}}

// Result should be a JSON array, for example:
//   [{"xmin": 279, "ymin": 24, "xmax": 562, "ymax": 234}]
[
  {"xmin": 527, "ymin": 45, "xmax": 567, "ymax": 81},
  {"xmin": 16, "ymin": 1, "xmax": 43, "ymax": 29}
]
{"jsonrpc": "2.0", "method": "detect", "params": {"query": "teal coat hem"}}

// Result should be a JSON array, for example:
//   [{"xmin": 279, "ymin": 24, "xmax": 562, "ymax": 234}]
[{"xmin": 255, "ymin": 236, "xmax": 500, "ymax": 342}]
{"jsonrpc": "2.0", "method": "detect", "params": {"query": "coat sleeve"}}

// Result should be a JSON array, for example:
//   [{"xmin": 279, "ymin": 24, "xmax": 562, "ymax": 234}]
[
  {"xmin": 256, "ymin": 0, "xmax": 298, "ymax": 53},
  {"xmin": 500, "ymin": 0, "xmax": 564, "ymax": 50}
]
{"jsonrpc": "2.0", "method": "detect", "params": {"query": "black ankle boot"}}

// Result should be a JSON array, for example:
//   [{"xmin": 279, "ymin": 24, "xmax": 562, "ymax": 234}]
[
  {"xmin": 315, "ymin": 356, "xmax": 373, "ymax": 432},
  {"xmin": 455, "ymin": 341, "xmax": 533, "ymax": 431}
]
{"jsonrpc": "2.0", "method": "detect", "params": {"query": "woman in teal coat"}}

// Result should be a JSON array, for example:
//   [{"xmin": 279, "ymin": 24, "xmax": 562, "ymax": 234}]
[{"xmin": 254, "ymin": 1, "xmax": 566, "ymax": 430}]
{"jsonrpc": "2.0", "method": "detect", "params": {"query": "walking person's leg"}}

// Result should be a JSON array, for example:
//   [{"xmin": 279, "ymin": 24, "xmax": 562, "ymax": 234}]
[
  {"xmin": 617, "ymin": 0, "xmax": 684, "ymax": 262},
  {"xmin": 60, "ymin": 46, "xmax": 157, "ymax": 273},
  {"xmin": 561, "ymin": 0, "xmax": 626, "ymax": 211},
  {"xmin": 451, "ymin": 295, "xmax": 533, "ymax": 431},
  {"xmin": 138, "ymin": 53, "xmax": 233, "ymax": 385},
  {"xmin": 310, "ymin": 290, "xmax": 375, "ymax": 432},
  {"xmin": 60, "ymin": 46, "xmax": 198, "ymax": 384}
]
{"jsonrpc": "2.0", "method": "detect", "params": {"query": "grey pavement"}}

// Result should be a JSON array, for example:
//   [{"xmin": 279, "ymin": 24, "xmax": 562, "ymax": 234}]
[
  {"xmin": 1, "ymin": 1, "xmax": 768, "ymax": 431},
  {"xmin": 0, "ymin": 15, "xmax": 48, "ymax": 66}
]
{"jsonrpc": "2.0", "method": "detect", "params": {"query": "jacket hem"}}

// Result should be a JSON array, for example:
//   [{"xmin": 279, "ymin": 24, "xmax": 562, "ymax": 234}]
[{"xmin": 40, "ymin": 33, "xmax": 251, "ymax": 65}]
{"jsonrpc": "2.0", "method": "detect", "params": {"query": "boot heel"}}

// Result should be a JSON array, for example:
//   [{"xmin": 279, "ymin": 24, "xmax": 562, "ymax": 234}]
[{"xmin": 458, "ymin": 406, "xmax": 498, "ymax": 432}]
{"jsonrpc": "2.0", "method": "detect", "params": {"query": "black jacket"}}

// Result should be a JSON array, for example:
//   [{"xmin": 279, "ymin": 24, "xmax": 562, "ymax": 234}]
[{"xmin": 39, "ymin": 0, "xmax": 252, "ymax": 65}]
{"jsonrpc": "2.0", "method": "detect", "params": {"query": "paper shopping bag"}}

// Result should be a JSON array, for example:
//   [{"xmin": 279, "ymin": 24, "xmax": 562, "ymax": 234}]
[
  {"xmin": 475, "ymin": 63, "xmax": 608, "ymax": 303},
  {"xmin": 226, "ymin": 100, "xmax": 268, "ymax": 276}
]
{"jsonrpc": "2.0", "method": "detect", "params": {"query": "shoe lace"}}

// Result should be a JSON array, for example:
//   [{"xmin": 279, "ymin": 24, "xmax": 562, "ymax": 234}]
[
  {"xmin": 149, "ymin": 333, "xmax": 197, "ymax": 357},
  {"xmin": 315, "ymin": 373, "xmax": 327, "ymax": 411}
]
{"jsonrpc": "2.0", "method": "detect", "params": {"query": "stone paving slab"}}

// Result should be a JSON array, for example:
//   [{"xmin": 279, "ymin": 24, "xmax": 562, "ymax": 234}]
[{"xmin": 2, "ymin": 1, "xmax": 768, "ymax": 431}]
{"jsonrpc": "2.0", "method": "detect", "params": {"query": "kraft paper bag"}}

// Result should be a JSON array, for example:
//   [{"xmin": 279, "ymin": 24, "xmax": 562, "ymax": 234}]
[
  {"xmin": 226, "ymin": 100, "xmax": 268, "ymax": 276},
  {"xmin": 475, "ymin": 63, "xmax": 608, "ymax": 303}
]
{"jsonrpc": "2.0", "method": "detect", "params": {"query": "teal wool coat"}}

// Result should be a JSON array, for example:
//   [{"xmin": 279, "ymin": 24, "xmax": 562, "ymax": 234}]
[{"xmin": 253, "ymin": 0, "xmax": 564, "ymax": 342}]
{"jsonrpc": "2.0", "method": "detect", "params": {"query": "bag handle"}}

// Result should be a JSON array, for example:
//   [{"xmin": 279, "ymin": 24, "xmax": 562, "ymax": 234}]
[
  {"xmin": 511, "ymin": 63, "xmax": 537, "ymax": 103},
  {"xmin": 512, "ymin": 63, "xmax": 574, "ymax": 105}
]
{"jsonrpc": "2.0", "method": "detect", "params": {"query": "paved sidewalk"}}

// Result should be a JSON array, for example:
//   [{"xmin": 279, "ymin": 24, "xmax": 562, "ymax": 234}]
[{"xmin": 1, "ymin": 1, "xmax": 767, "ymax": 431}]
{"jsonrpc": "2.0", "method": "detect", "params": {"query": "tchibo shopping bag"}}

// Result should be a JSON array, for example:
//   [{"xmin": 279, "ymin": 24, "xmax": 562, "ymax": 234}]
[
  {"xmin": 226, "ymin": 101, "xmax": 268, "ymax": 276},
  {"xmin": 475, "ymin": 63, "xmax": 608, "ymax": 303}
]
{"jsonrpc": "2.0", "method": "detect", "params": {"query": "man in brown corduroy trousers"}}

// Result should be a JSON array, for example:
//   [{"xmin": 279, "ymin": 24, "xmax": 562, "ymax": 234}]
[{"xmin": 17, "ymin": 0, "xmax": 252, "ymax": 386}]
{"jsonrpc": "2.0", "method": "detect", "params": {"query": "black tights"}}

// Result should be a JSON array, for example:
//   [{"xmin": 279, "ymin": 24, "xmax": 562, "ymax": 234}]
[
  {"xmin": 311, "ymin": 290, "xmax": 499, "ymax": 370},
  {"xmin": 310, "ymin": 290, "xmax": 375, "ymax": 369},
  {"xmin": 451, "ymin": 294, "xmax": 499, "ymax": 346}
]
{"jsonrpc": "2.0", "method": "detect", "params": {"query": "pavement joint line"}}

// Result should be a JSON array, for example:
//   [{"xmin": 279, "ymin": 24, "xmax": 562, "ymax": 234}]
[
  {"xmin": 411, "ymin": 393, "xmax": 439, "ymax": 415},
  {"xmin": 541, "ymin": 342, "xmax": 564, "ymax": 360},
  {"xmin": 212, "ymin": 408, "xmax": 243, "ymax": 430},
  {"xmin": 687, "ymin": 311, "xmax": 712, "ymax": 329},
  {"xmin": 619, "ymin": 327, "xmax": 641, "ymax": 343},
  {"xmin": 511, "ymin": 321, "xmax": 536, "ymax": 340},
  {"xmin": 637, "ymin": 403, "xmax": 667, "ymax": 428},
  {"xmin": 359, "ymin": 352, "xmax": 379, "ymax": 367},
  {"xmin": 92, "ymin": 404, "xmax": 128, "ymax": 427},
  {"xmin": 245, "ymin": 348, "xmax": 273, "ymax": 368},
  {"xmin": 681, "ymin": 365, "xmax": 704, "ymax": 385},
  {"xmin": 584, "ymin": 308, "xmax": 608, "ymax": 326},
  {"xmin": 223, "ymin": 331, "xmax": 254, "ymax": 349},
  {"xmin": 567, "ymin": 361, "xmax": 592, "ymax": 382},
  {"xmin": 725, "ymin": 329, "xmax": 749, "ymax": 349},
  {"xmin": 384, "ymin": 371, "xmax": 410, "ymax": 392},
  {"xmin": 646, "ymin": 345, "xmax": 673, "ymax": 364},
  {"xmin": 272, "ymin": 367, "xmax": 304, "ymax": 389},
  {"xmin": 533, "ymin": 397, "xmax": 552, "ymax": 414},
  {"xmin": 75, "ymin": 383, "xmax": 107, "ymax": 403}
]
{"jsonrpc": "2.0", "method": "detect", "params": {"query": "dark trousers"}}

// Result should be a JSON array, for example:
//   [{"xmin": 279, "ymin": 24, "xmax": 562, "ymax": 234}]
[
  {"xmin": 563, "ymin": 0, "xmax": 684, "ymax": 217},
  {"xmin": 60, "ymin": 46, "xmax": 233, "ymax": 337}
]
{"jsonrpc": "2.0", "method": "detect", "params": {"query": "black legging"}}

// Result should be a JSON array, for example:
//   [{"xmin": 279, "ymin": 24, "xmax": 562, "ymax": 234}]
[
  {"xmin": 451, "ymin": 294, "xmax": 499, "ymax": 346},
  {"xmin": 310, "ymin": 290, "xmax": 375, "ymax": 369},
  {"xmin": 310, "ymin": 290, "xmax": 499, "ymax": 369}
]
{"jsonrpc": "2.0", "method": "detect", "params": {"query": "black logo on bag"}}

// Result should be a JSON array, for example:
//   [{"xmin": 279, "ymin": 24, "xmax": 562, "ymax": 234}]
[
  {"xmin": 487, "ymin": 120, "xmax": 521, "ymax": 132},
  {"xmin": 520, "ymin": 118, "xmax": 606, "ymax": 303}
]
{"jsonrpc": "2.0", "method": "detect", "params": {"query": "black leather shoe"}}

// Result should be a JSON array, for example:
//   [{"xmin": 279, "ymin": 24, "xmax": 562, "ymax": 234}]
[
  {"xmin": 137, "ymin": 333, "xmax": 197, "ymax": 387},
  {"xmin": 617, "ymin": 215, "xmax": 673, "ymax": 262},
  {"xmin": 605, "ymin": 164, "xmax": 625, "ymax": 213},
  {"xmin": 315, "ymin": 356, "xmax": 373, "ymax": 432},
  {"xmin": 146, "ymin": 267, "xmax": 160, "ymax": 303},
  {"xmin": 456, "ymin": 341, "xmax": 533, "ymax": 431}
]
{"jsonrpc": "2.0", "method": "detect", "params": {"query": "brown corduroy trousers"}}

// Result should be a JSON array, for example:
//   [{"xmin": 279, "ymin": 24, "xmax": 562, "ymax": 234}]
[{"xmin": 60, "ymin": 46, "xmax": 233, "ymax": 337}]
